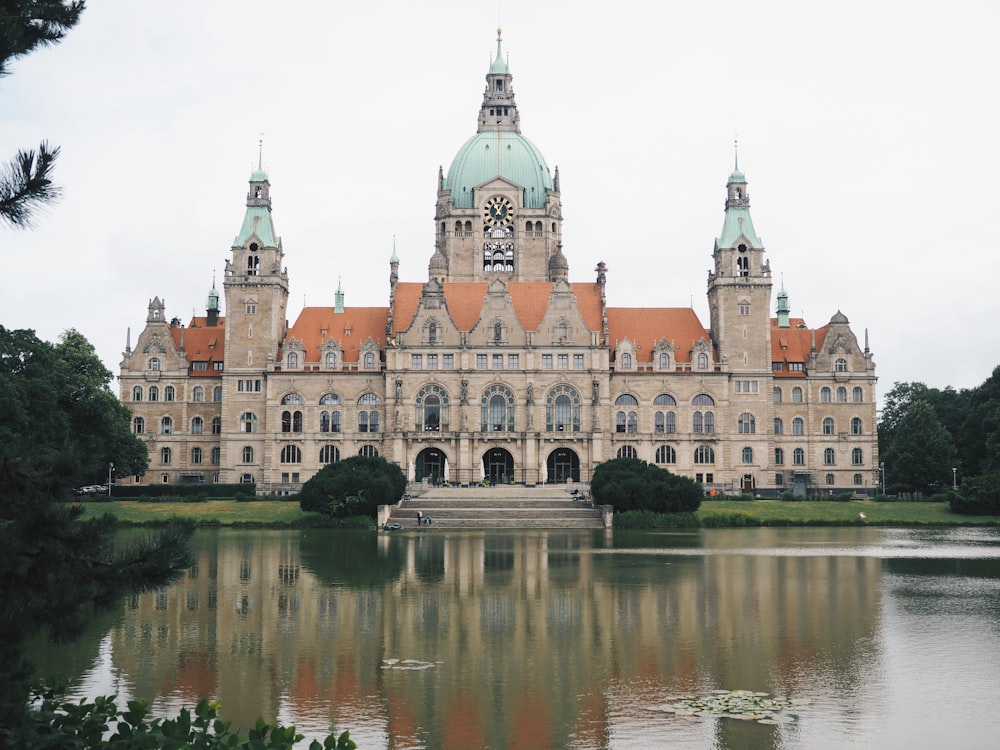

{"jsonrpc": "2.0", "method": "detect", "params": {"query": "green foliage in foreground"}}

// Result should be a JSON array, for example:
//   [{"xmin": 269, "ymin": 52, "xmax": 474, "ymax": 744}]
[
  {"xmin": 951, "ymin": 472, "xmax": 1000, "ymax": 515},
  {"xmin": 591, "ymin": 458, "xmax": 703, "ymax": 513},
  {"xmin": 2, "ymin": 689, "xmax": 355, "ymax": 749},
  {"xmin": 300, "ymin": 455, "xmax": 406, "ymax": 517}
]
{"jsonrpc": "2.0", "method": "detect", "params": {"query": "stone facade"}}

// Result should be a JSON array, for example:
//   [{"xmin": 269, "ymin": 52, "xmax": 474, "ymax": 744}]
[{"xmin": 119, "ymin": 32, "xmax": 879, "ymax": 496}]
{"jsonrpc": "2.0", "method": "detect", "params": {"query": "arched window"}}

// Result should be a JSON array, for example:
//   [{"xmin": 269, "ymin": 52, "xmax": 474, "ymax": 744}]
[
  {"xmin": 164, "ymin": 385, "xmax": 175, "ymax": 402},
  {"xmin": 619, "ymin": 352, "xmax": 632, "ymax": 370},
  {"xmin": 693, "ymin": 411, "xmax": 703, "ymax": 434},
  {"xmin": 793, "ymin": 448, "xmax": 805, "ymax": 465},
  {"xmin": 837, "ymin": 387, "xmax": 848, "ymax": 403},
  {"xmin": 655, "ymin": 445, "xmax": 676, "ymax": 464},
  {"xmin": 292, "ymin": 411, "xmax": 302, "ymax": 432},
  {"xmin": 693, "ymin": 394, "xmax": 715, "ymax": 406},
  {"xmin": 742, "ymin": 446, "xmax": 754, "ymax": 464},
  {"xmin": 854, "ymin": 473, "xmax": 863, "ymax": 486},
  {"xmin": 193, "ymin": 386, "xmax": 204, "ymax": 402},
  {"xmin": 160, "ymin": 447, "xmax": 171, "ymax": 464},
  {"xmin": 852, "ymin": 448, "xmax": 864, "ymax": 465},
  {"xmin": 282, "ymin": 411, "xmax": 292, "ymax": 432},
  {"xmin": 697, "ymin": 352, "xmax": 709, "ymax": 370},
  {"xmin": 320, "ymin": 393, "xmax": 342, "ymax": 405},
  {"xmin": 416, "ymin": 384, "xmax": 449, "ymax": 432},
  {"xmin": 363, "ymin": 351, "xmax": 376, "ymax": 369},
  {"xmin": 325, "ymin": 352, "xmax": 337, "ymax": 369},
  {"xmin": 160, "ymin": 416, "xmax": 173, "ymax": 434},
  {"xmin": 659, "ymin": 351, "xmax": 669, "ymax": 369},
  {"xmin": 213, "ymin": 385, "xmax": 223, "ymax": 402},
  {"xmin": 546, "ymin": 385, "xmax": 580, "ymax": 432},
  {"xmin": 826, "ymin": 473, "xmax": 835, "ymax": 485},
  {"xmin": 286, "ymin": 352, "xmax": 299, "ymax": 369},
  {"xmin": 481, "ymin": 384, "xmax": 515, "ymax": 431},
  {"xmin": 148, "ymin": 386, "xmax": 159, "ymax": 402},
  {"xmin": 792, "ymin": 387, "xmax": 803, "ymax": 403},
  {"xmin": 773, "ymin": 387, "xmax": 782, "ymax": 403},
  {"xmin": 132, "ymin": 385, "xmax": 143, "ymax": 401},
  {"xmin": 148, "ymin": 357, "xmax": 160, "ymax": 371},
  {"xmin": 835, "ymin": 358, "xmax": 848, "ymax": 372},
  {"xmin": 280, "ymin": 445, "xmax": 302, "ymax": 463},
  {"xmin": 242, "ymin": 446, "xmax": 254, "ymax": 463},
  {"xmin": 616, "ymin": 394, "xmax": 639, "ymax": 406},
  {"xmin": 792, "ymin": 417, "xmax": 804, "ymax": 435},
  {"xmin": 694, "ymin": 446, "xmax": 715, "ymax": 464},
  {"xmin": 738, "ymin": 412, "xmax": 756, "ymax": 434},
  {"xmin": 191, "ymin": 447, "xmax": 203, "ymax": 465},
  {"xmin": 775, "ymin": 447, "xmax": 784, "ymax": 465},
  {"xmin": 133, "ymin": 416, "xmax": 144, "ymax": 434},
  {"xmin": 191, "ymin": 416, "xmax": 204, "ymax": 435},
  {"xmin": 358, "ymin": 393, "xmax": 381, "ymax": 433},
  {"xmin": 774, "ymin": 418, "xmax": 784, "ymax": 435},
  {"xmin": 617, "ymin": 445, "xmax": 638, "ymax": 459},
  {"xmin": 359, "ymin": 445, "xmax": 379, "ymax": 458},
  {"xmin": 851, "ymin": 417, "xmax": 863, "ymax": 435},
  {"xmin": 853, "ymin": 387, "xmax": 864, "ymax": 403},
  {"xmin": 211, "ymin": 447, "xmax": 220, "ymax": 465},
  {"xmin": 319, "ymin": 445, "xmax": 340, "ymax": 464},
  {"xmin": 211, "ymin": 416, "xmax": 222, "ymax": 435},
  {"xmin": 821, "ymin": 387, "xmax": 831, "ymax": 403},
  {"xmin": 615, "ymin": 394, "xmax": 638, "ymax": 434},
  {"xmin": 823, "ymin": 417, "xmax": 835, "ymax": 435},
  {"xmin": 824, "ymin": 448, "xmax": 836, "ymax": 465},
  {"xmin": 240, "ymin": 412, "xmax": 257, "ymax": 433},
  {"xmin": 281, "ymin": 393, "xmax": 304, "ymax": 405}
]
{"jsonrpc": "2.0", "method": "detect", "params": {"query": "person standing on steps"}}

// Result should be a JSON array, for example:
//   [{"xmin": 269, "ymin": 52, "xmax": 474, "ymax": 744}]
[{"xmin": 416, "ymin": 510, "xmax": 423, "ymax": 527}]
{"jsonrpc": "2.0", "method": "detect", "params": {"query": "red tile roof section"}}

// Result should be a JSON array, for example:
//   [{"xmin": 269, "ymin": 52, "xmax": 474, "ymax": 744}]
[
  {"xmin": 288, "ymin": 307, "xmax": 389, "ymax": 363},
  {"xmin": 605, "ymin": 308, "xmax": 709, "ymax": 363},
  {"xmin": 168, "ymin": 317, "xmax": 226, "ymax": 375},
  {"xmin": 770, "ymin": 318, "xmax": 828, "ymax": 376},
  {"xmin": 392, "ymin": 281, "xmax": 604, "ymax": 334}
]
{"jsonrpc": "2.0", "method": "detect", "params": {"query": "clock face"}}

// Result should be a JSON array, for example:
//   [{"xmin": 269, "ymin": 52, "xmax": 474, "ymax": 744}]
[{"xmin": 484, "ymin": 196, "xmax": 513, "ymax": 227}]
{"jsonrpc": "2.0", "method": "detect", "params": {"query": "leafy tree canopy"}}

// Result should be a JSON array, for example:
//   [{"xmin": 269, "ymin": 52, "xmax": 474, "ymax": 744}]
[
  {"xmin": 300, "ymin": 455, "xmax": 406, "ymax": 517},
  {"xmin": 591, "ymin": 457, "xmax": 703, "ymax": 513}
]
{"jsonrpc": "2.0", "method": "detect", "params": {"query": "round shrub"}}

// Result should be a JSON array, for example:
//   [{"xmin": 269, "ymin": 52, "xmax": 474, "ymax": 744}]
[
  {"xmin": 300, "ymin": 455, "xmax": 406, "ymax": 518},
  {"xmin": 591, "ymin": 457, "xmax": 703, "ymax": 513}
]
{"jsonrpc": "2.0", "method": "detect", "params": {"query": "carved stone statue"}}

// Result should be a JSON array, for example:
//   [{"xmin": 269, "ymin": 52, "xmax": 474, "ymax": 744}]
[
  {"xmin": 526, "ymin": 383, "xmax": 534, "ymax": 405},
  {"xmin": 592, "ymin": 379, "xmax": 600, "ymax": 405},
  {"xmin": 460, "ymin": 379, "xmax": 469, "ymax": 405}
]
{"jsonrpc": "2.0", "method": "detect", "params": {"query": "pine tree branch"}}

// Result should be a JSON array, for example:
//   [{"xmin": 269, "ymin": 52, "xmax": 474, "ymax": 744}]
[{"xmin": 0, "ymin": 141, "xmax": 62, "ymax": 228}]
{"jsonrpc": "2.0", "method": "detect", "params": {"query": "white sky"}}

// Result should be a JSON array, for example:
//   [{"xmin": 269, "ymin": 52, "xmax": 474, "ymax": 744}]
[{"xmin": 2, "ymin": 0, "xmax": 997, "ymax": 399}]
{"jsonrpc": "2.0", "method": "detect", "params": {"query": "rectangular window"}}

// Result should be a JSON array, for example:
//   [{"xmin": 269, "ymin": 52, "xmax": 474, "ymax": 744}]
[
  {"xmin": 739, "ymin": 305, "xmax": 750, "ymax": 316},
  {"xmin": 476, "ymin": 354, "xmax": 488, "ymax": 369},
  {"xmin": 773, "ymin": 362, "xmax": 783, "ymax": 371},
  {"xmin": 541, "ymin": 354, "xmax": 553, "ymax": 369},
  {"xmin": 695, "ymin": 473, "xmax": 703, "ymax": 483},
  {"xmin": 492, "ymin": 354, "xmax": 503, "ymax": 369},
  {"xmin": 443, "ymin": 354, "xmax": 454, "ymax": 369},
  {"xmin": 427, "ymin": 354, "xmax": 438, "ymax": 369},
  {"xmin": 246, "ymin": 303, "xmax": 256, "ymax": 315},
  {"xmin": 573, "ymin": 354, "xmax": 585, "ymax": 369},
  {"xmin": 507, "ymin": 354, "xmax": 520, "ymax": 369},
  {"xmin": 411, "ymin": 354, "xmax": 423, "ymax": 369},
  {"xmin": 557, "ymin": 354, "xmax": 568, "ymax": 369},
  {"xmin": 213, "ymin": 362, "xmax": 224, "ymax": 371},
  {"xmin": 237, "ymin": 381, "xmax": 244, "ymax": 393},
  {"xmin": 789, "ymin": 363, "xmax": 804, "ymax": 372},
  {"xmin": 193, "ymin": 361, "xmax": 208, "ymax": 371}
]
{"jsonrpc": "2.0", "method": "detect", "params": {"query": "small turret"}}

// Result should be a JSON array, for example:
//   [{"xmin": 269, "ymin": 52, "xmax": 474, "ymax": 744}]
[
  {"xmin": 548, "ymin": 243, "xmax": 569, "ymax": 282},
  {"xmin": 776, "ymin": 285, "xmax": 790, "ymax": 329},
  {"xmin": 334, "ymin": 278, "xmax": 345, "ymax": 314},
  {"xmin": 207, "ymin": 278, "xmax": 220, "ymax": 327}
]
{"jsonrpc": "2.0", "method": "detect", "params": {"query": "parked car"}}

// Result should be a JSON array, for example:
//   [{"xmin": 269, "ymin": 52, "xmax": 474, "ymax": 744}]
[{"xmin": 73, "ymin": 485, "xmax": 107, "ymax": 496}]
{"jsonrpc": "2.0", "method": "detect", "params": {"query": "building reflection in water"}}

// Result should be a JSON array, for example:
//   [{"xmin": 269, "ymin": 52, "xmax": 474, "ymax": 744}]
[{"xmin": 100, "ymin": 529, "xmax": 881, "ymax": 748}]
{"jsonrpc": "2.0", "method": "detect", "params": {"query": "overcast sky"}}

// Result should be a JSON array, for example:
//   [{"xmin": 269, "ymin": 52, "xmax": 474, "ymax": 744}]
[{"xmin": 2, "ymin": 0, "xmax": 997, "ymax": 399}]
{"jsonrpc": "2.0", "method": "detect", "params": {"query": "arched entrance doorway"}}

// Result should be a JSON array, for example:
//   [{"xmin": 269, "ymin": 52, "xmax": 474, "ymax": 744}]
[
  {"xmin": 741, "ymin": 474, "xmax": 755, "ymax": 493},
  {"xmin": 547, "ymin": 447, "xmax": 580, "ymax": 483},
  {"xmin": 483, "ymin": 447, "xmax": 514, "ymax": 485},
  {"xmin": 416, "ymin": 447, "xmax": 446, "ymax": 484}
]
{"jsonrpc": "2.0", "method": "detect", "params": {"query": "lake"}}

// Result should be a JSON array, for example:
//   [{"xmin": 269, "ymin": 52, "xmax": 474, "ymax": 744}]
[{"xmin": 29, "ymin": 527, "xmax": 1000, "ymax": 749}]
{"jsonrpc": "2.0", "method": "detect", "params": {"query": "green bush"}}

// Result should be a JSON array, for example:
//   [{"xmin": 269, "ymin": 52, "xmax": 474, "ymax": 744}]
[
  {"xmin": 779, "ymin": 492, "xmax": 799, "ymax": 502},
  {"xmin": 614, "ymin": 510, "xmax": 700, "ymax": 529},
  {"xmin": 2, "ymin": 688, "xmax": 356, "ymax": 749},
  {"xmin": 299, "ymin": 456, "xmax": 406, "ymax": 517},
  {"xmin": 113, "ymin": 483, "xmax": 254, "ymax": 499},
  {"xmin": 950, "ymin": 472, "xmax": 1000, "ymax": 515},
  {"xmin": 591, "ymin": 458, "xmax": 703, "ymax": 513},
  {"xmin": 701, "ymin": 512, "xmax": 757, "ymax": 528}
]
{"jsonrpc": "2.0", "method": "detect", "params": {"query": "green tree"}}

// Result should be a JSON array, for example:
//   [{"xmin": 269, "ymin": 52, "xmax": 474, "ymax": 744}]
[
  {"xmin": 881, "ymin": 399, "xmax": 956, "ymax": 493},
  {"xmin": 950, "ymin": 471, "xmax": 1000, "ymax": 515},
  {"xmin": 300, "ymin": 455, "xmax": 406, "ymax": 517},
  {"xmin": 0, "ymin": 0, "xmax": 85, "ymax": 227},
  {"xmin": 590, "ymin": 457, "xmax": 703, "ymax": 513}
]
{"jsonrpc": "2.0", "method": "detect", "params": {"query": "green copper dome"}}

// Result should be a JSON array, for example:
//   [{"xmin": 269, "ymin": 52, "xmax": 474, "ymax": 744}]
[{"xmin": 444, "ymin": 131, "xmax": 554, "ymax": 209}]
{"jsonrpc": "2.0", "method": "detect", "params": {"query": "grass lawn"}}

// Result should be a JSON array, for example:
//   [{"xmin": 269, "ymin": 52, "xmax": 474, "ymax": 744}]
[
  {"xmin": 698, "ymin": 499, "xmax": 1000, "ymax": 526},
  {"xmin": 80, "ymin": 500, "xmax": 326, "ymax": 526}
]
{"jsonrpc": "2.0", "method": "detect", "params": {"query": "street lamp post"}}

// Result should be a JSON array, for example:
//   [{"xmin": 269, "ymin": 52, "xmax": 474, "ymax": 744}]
[
  {"xmin": 952, "ymin": 467, "xmax": 957, "ymax": 490},
  {"xmin": 880, "ymin": 462, "xmax": 886, "ymax": 495},
  {"xmin": 108, "ymin": 462, "xmax": 114, "ymax": 497}
]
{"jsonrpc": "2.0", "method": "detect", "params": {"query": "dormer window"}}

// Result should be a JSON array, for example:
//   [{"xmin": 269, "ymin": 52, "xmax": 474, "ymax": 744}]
[{"xmin": 496, "ymin": 80, "xmax": 503, "ymax": 92}]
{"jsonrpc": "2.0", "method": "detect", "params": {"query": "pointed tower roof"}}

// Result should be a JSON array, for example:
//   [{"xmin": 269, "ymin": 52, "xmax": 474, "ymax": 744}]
[
  {"xmin": 234, "ymin": 147, "xmax": 279, "ymax": 248},
  {"xmin": 441, "ymin": 29, "xmax": 555, "ymax": 209},
  {"xmin": 390, "ymin": 237, "xmax": 399, "ymax": 264},
  {"xmin": 716, "ymin": 157, "xmax": 762, "ymax": 248}
]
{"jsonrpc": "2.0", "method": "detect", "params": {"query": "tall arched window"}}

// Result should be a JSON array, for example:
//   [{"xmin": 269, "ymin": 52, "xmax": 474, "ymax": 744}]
[
  {"xmin": 148, "ymin": 386, "xmax": 159, "ymax": 402},
  {"xmin": 793, "ymin": 448, "xmax": 805, "ymax": 465},
  {"xmin": 358, "ymin": 393, "xmax": 381, "ymax": 433},
  {"xmin": 160, "ymin": 447, "xmax": 171, "ymax": 464},
  {"xmin": 286, "ymin": 352, "xmax": 299, "ymax": 368},
  {"xmin": 133, "ymin": 416, "xmax": 144, "ymax": 434},
  {"xmin": 148, "ymin": 357, "xmax": 160, "ymax": 371},
  {"xmin": 320, "ymin": 445, "xmax": 340, "ymax": 464},
  {"xmin": 792, "ymin": 417, "xmax": 804, "ymax": 435},
  {"xmin": 325, "ymin": 352, "xmax": 338, "ymax": 369},
  {"xmin": 164, "ymin": 385, "xmax": 175, "ymax": 402},
  {"xmin": 193, "ymin": 386, "xmax": 204, "ymax": 402},
  {"xmin": 835, "ymin": 358, "xmax": 848, "ymax": 372},
  {"xmin": 853, "ymin": 387, "xmax": 864, "ymax": 403},
  {"xmin": 615, "ymin": 394, "xmax": 638, "ymax": 434},
  {"xmin": 280, "ymin": 445, "xmax": 302, "ymax": 463},
  {"xmin": 416, "ymin": 385, "xmax": 449, "ymax": 432},
  {"xmin": 211, "ymin": 416, "xmax": 222, "ymax": 435},
  {"xmin": 132, "ymin": 385, "xmax": 143, "ymax": 401},
  {"xmin": 240, "ymin": 412, "xmax": 257, "ymax": 433},
  {"xmin": 837, "ymin": 387, "xmax": 847, "ymax": 403},
  {"xmin": 821, "ymin": 387, "xmax": 831, "ymax": 403},
  {"xmin": 481, "ymin": 385, "xmax": 515, "ymax": 431},
  {"xmin": 213, "ymin": 385, "xmax": 223, "ymax": 402},
  {"xmin": 242, "ymin": 446, "xmax": 254, "ymax": 463},
  {"xmin": 774, "ymin": 418, "xmax": 784, "ymax": 435},
  {"xmin": 773, "ymin": 387, "xmax": 782, "ymax": 403},
  {"xmin": 191, "ymin": 447, "xmax": 203, "ymax": 465},
  {"xmin": 654, "ymin": 394, "xmax": 676, "ymax": 435},
  {"xmin": 851, "ymin": 417, "xmax": 863, "ymax": 435},
  {"xmin": 191, "ymin": 416, "xmax": 204, "ymax": 435},
  {"xmin": 694, "ymin": 446, "xmax": 715, "ymax": 464},
  {"xmin": 619, "ymin": 352, "xmax": 632, "ymax": 370},
  {"xmin": 742, "ymin": 446, "xmax": 754, "ymax": 464},
  {"xmin": 775, "ymin": 447, "xmax": 784, "ymax": 465},
  {"xmin": 655, "ymin": 445, "xmax": 676, "ymax": 464},
  {"xmin": 697, "ymin": 352, "xmax": 709, "ymax": 370},
  {"xmin": 852, "ymin": 448, "xmax": 864, "ymax": 465},
  {"xmin": 792, "ymin": 387, "xmax": 803, "ymax": 403},
  {"xmin": 824, "ymin": 448, "xmax": 836, "ymax": 465},
  {"xmin": 160, "ymin": 416, "xmax": 173, "ymax": 434},
  {"xmin": 823, "ymin": 417, "xmax": 835, "ymax": 435},
  {"xmin": 546, "ymin": 385, "xmax": 580, "ymax": 432},
  {"xmin": 363, "ymin": 351, "xmax": 376, "ymax": 369},
  {"xmin": 738, "ymin": 412, "xmax": 756, "ymax": 434}
]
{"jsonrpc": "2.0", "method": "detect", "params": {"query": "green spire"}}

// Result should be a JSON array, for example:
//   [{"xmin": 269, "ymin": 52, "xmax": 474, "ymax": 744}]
[
  {"xmin": 390, "ymin": 236, "xmax": 399, "ymax": 264},
  {"xmin": 334, "ymin": 277, "xmax": 344, "ymax": 314},
  {"xmin": 490, "ymin": 27, "xmax": 508, "ymax": 74},
  {"xmin": 776, "ymin": 282, "xmax": 790, "ymax": 328}
]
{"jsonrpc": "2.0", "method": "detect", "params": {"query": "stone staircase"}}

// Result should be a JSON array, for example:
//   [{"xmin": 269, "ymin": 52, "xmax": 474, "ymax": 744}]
[{"xmin": 384, "ymin": 485, "xmax": 609, "ymax": 529}]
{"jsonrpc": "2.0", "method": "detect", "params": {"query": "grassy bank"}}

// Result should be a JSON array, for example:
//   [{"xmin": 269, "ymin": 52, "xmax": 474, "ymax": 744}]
[
  {"xmin": 79, "ymin": 500, "xmax": 370, "ymax": 528},
  {"xmin": 630, "ymin": 499, "xmax": 1000, "ymax": 528}
]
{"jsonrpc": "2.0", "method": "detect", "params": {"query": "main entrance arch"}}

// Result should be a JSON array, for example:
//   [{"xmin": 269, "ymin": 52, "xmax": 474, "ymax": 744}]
[
  {"xmin": 483, "ymin": 447, "xmax": 514, "ymax": 485},
  {"xmin": 547, "ymin": 447, "xmax": 580, "ymax": 483},
  {"xmin": 415, "ymin": 447, "xmax": 446, "ymax": 484}
]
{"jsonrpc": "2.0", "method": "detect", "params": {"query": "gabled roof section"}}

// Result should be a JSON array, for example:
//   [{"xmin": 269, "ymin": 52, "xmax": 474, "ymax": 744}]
[
  {"xmin": 287, "ymin": 307, "xmax": 389, "ymax": 363},
  {"xmin": 606, "ymin": 308, "xmax": 709, "ymax": 363},
  {"xmin": 167, "ymin": 317, "xmax": 226, "ymax": 374},
  {"xmin": 770, "ymin": 317, "xmax": 829, "ymax": 376}
]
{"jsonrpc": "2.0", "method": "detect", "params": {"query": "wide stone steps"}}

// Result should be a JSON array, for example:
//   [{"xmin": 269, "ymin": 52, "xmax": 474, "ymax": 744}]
[{"xmin": 387, "ymin": 486, "xmax": 606, "ymax": 529}]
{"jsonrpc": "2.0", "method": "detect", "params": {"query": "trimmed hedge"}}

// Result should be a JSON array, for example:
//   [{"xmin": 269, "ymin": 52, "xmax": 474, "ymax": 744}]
[
  {"xmin": 111, "ymin": 483, "xmax": 255, "ymax": 499},
  {"xmin": 591, "ymin": 457, "xmax": 703, "ymax": 513}
]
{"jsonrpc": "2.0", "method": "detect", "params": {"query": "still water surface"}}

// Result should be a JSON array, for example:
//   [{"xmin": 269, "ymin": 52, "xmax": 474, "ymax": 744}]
[{"xmin": 30, "ymin": 527, "xmax": 1000, "ymax": 749}]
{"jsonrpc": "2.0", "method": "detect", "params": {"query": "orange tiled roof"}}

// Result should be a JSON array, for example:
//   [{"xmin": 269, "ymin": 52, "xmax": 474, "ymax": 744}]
[
  {"xmin": 606, "ymin": 307, "xmax": 709, "ymax": 363},
  {"xmin": 392, "ymin": 281, "xmax": 604, "ymax": 334},
  {"xmin": 770, "ymin": 318, "xmax": 828, "ymax": 376},
  {"xmin": 287, "ymin": 306, "xmax": 389, "ymax": 363},
  {"xmin": 168, "ymin": 317, "xmax": 226, "ymax": 375}
]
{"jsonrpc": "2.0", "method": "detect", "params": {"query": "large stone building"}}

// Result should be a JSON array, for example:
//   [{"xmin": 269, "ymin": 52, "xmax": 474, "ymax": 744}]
[{"xmin": 119, "ymin": 32, "xmax": 878, "ymax": 496}]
